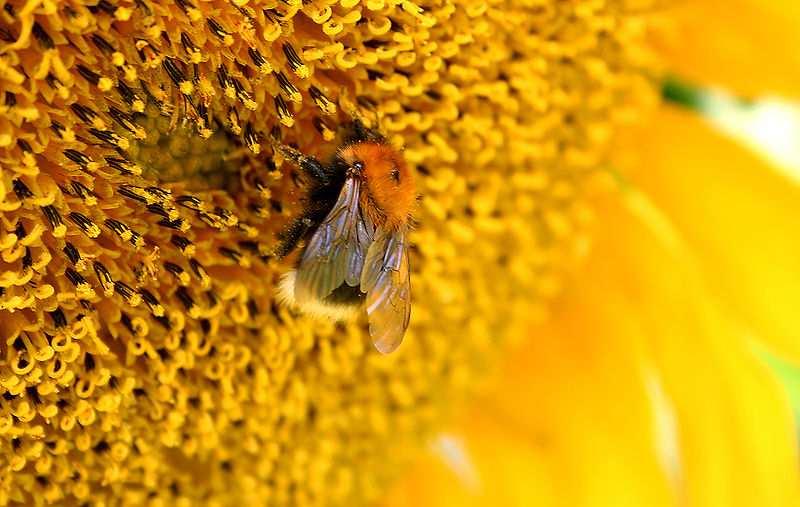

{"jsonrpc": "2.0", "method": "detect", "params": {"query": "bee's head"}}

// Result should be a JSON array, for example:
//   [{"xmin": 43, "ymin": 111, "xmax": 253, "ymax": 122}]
[
  {"xmin": 339, "ymin": 142, "xmax": 416, "ymax": 228},
  {"xmin": 347, "ymin": 160, "xmax": 365, "ymax": 178}
]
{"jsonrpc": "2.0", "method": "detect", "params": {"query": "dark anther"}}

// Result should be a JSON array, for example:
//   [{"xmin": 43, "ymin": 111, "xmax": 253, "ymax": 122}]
[
  {"xmin": 248, "ymin": 47, "xmax": 266, "ymax": 68},
  {"xmin": 96, "ymin": 0, "xmax": 118, "ymax": 14},
  {"xmin": 107, "ymin": 158, "xmax": 135, "ymax": 176},
  {"xmin": 114, "ymin": 281, "xmax": 136, "ymax": 301},
  {"xmin": 180, "ymin": 32, "xmax": 197, "ymax": 54},
  {"xmin": 244, "ymin": 122, "xmax": 259, "ymax": 147},
  {"xmin": 71, "ymin": 181, "xmax": 95, "ymax": 201},
  {"xmin": 93, "ymin": 441, "xmax": 110, "ymax": 453},
  {"xmin": 104, "ymin": 218, "xmax": 129, "ymax": 238},
  {"xmin": 93, "ymin": 261, "xmax": 113, "ymax": 293},
  {"xmin": 12, "ymin": 336, "xmax": 25, "ymax": 351},
  {"xmin": 65, "ymin": 268, "xmax": 88, "ymax": 288},
  {"xmin": 188, "ymin": 258, "xmax": 206, "ymax": 279},
  {"xmin": 88, "ymin": 128, "xmax": 121, "ymax": 146},
  {"xmin": 157, "ymin": 218, "xmax": 185, "ymax": 230},
  {"xmin": 90, "ymin": 34, "xmax": 115, "ymax": 54},
  {"xmin": 425, "ymin": 90, "xmax": 442, "ymax": 101},
  {"xmin": 12, "ymin": 179, "xmax": 33, "ymax": 200},
  {"xmin": 175, "ymin": 195, "xmax": 202, "ymax": 210},
  {"xmin": 230, "ymin": 77, "xmax": 252, "ymax": 102},
  {"xmin": 84, "ymin": 352, "xmax": 95, "ymax": 371},
  {"xmin": 49, "ymin": 308, "xmax": 67, "ymax": 328},
  {"xmin": 216, "ymin": 64, "xmax": 230, "ymax": 89},
  {"xmin": 274, "ymin": 71, "xmax": 299, "ymax": 98},
  {"xmin": 162, "ymin": 57, "xmax": 187, "ymax": 87},
  {"xmin": 175, "ymin": 287, "xmax": 195, "ymax": 311},
  {"xmin": 63, "ymin": 149, "xmax": 92, "ymax": 168},
  {"xmin": 247, "ymin": 298, "xmax": 258, "ymax": 318},
  {"xmin": 117, "ymin": 185, "xmax": 147, "ymax": 203},
  {"xmin": 282, "ymin": 43, "xmax": 304, "ymax": 71},
  {"xmin": 32, "ymin": 22, "xmax": 54, "ymax": 48},
  {"xmin": 274, "ymin": 95, "xmax": 292, "ymax": 121},
  {"xmin": 63, "ymin": 243, "xmax": 81, "ymax": 265},
  {"xmin": 120, "ymin": 313, "xmax": 136, "ymax": 334},
  {"xmin": 76, "ymin": 65, "xmax": 102, "ymax": 86},
  {"xmin": 171, "ymin": 235, "xmax": 193, "ymax": 252},
  {"xmin": 13, "ymin": 221, "xmax": 24, "ymax": 239},
  {"xmin": 68, "ymin": 212, "xmax": 96, "ymax": 234},
  {"xmin": 50, "ymin": 120, "xmax": 67, "ymax": 138},
  {"xmin": 21, "ymin": 248, "xmax": 32, "ymax": 269},
  {"xmin": 206, "ymin": 18, "xmax": 230, "ymax": 41},
  {"xmin": 164, "ymin": 262, "xmax": 186, "ymax": 279},
  {"xmin": 146, "ymin": 203, "xmax": 170, "ymax": 218},
  {"xmin": 144, "ymin": 186, "xmax": 170, "ymax": 200},
  {"xmin": 218, "ymin": 247, "xmax": 242, "ymax": 264},
  {"xmin": 25, "ymin": 386, "xmax": 41, "ymax": 405},
  {"xmin": 175, "ymin": 0, "xmax": 196, "ymax": 12},
  {"xmin": 115, "ymin": 82, "xmax": 141, "ymax": 108},
  {"xmin": 16, "ymin": 139, "xmax": 32, "ymax": 152},
  {"xmin": 238, "ymin": 241, "xmax": 259, "ymax": 253},
  {"xmin": 70, "ymin": 104, "xmax": 98, "ymax": 123},
  {"xmin": 139, "ymin": 289, "xmax": 160, "ymax": 309},
  {"xmin": 363, "ymin": 39, "xmax": 387, "ymax": 49}
]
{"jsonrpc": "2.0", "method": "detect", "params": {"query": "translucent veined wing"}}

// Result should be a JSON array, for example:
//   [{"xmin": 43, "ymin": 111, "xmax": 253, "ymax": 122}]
[
  {"xmin": 295, "ymin": 177, "xmax": 374, "ymax": 303},
  {"xmin": 360, "ymin": 227, "xmax": 411, "ymax": 353}
]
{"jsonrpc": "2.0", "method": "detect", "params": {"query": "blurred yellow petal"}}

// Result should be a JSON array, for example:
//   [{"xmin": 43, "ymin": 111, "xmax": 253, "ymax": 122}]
[
  {"xmin": 599, "ymin": 192, "xmax": 800, "ymax": 507},
  {"xmin": 382, "ymin": 266, "xmax": 677, "ymax": 507},
  {"xmin": 384, "ymin": 186, "xmax": 800, "ymax": 507},
  {"xmin": 653, "ymin": 0, "xmax": 800, "ymax": 98},
  {"xmin": 622, "ymin": 105, "xmax": 800, "ymax": 366}
]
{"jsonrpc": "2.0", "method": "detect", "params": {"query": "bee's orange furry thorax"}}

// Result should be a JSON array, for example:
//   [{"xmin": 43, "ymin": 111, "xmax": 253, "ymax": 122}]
[{"xmin": 340, "ymin": 142, "xmax": 416, "ymax": 229}]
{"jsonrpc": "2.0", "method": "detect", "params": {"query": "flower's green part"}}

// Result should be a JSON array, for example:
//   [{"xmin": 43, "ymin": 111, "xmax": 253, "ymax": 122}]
[
  {"xmin": 0, "ymin": 0, "xmax": 658, "ymax": 504},
  {"xmin": 661, "ymin": 76, "xmax": 706, "ymax": 111}
]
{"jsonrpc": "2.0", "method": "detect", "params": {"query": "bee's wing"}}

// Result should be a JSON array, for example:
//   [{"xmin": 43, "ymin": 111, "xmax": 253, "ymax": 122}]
[
  {"xmin": 360, "ymin": 227, "xmax": 411, "ymax": 354},
  {"xmin": 295, "ymin": 177, "xmax": 374, "ymax": 302}
]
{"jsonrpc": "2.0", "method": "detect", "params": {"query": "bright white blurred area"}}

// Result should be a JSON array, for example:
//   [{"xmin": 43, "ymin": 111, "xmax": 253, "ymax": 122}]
[
  {"xmin": 429, "ymin": 434, "xmax": 480, "ymax": 491},
  {"xmin": 703, "ymin": 91, "xmax": 800, "ymax": 182}
]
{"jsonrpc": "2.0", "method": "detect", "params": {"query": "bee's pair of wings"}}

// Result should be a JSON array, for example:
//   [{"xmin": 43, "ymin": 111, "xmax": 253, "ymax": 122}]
[{"xmin": 294, "ymin": 177, "xmax": 411, "ymax": 353}]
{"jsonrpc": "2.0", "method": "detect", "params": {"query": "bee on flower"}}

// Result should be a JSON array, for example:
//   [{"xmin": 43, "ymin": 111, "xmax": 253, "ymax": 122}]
[{"xmin": 274, "ymin": 120, "xmax": 416, "ymax": 354}]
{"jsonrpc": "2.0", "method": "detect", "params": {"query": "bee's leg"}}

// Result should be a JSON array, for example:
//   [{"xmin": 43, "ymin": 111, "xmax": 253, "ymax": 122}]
[
  {"xmin": 271, "ymin": 142, "xmax": 330, "ymax": 186},
  {"xmin": 274, "ymin": 214, "xmax": 314, "ymax": 259}
]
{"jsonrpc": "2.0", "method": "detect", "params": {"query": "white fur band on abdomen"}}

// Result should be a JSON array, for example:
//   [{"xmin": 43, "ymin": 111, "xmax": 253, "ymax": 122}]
[{"xmin": 276, "ymin": 270, "xmax": 360, "ymax": 322}]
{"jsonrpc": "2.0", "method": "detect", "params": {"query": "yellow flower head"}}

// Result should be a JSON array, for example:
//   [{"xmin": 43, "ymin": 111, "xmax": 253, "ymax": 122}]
[{"xmin": 0, "ymin": 0, "xmax": 658, "ymax": 504}]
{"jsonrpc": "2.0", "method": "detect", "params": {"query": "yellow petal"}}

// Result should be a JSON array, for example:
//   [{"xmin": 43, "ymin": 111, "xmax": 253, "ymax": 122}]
[
  {"xmin": 383, "ymin": 189, "xmax": 800, "ymax": 506},
  {"xmin": 595, "ymin": 192, "xmax": 800, "ymax": 507},
  {"xmin": 381, "ymin": 274, "xmax": 677, "ymax": 507},
  {"xmin": 652, "ymin": 1, "xmax": 800, "ymax": 98},
  {"xmin": 623, "ymin": 105, "xmax": 800, "ymax": 366}
]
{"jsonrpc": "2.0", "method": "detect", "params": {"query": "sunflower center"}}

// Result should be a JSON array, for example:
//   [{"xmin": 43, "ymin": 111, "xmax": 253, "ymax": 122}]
[{"xmin": 127, "ymin": 106, "xmax": 240, "ymax": 192}]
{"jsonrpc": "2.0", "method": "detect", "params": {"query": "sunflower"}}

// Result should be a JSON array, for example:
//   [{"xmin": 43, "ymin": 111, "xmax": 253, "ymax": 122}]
[
  {"xmin": 378, "ymin": 2, "xmax": 800, "ymax": 507},
  {"xmin": 0, "ymin": 0, "xmax": 795, "ymax": 505}
]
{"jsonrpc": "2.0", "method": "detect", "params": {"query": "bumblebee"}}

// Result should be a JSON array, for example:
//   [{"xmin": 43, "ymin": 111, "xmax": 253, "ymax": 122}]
[{"xmin": 274, "ymin": 121, "xmax": 416, "ymax": 354}]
